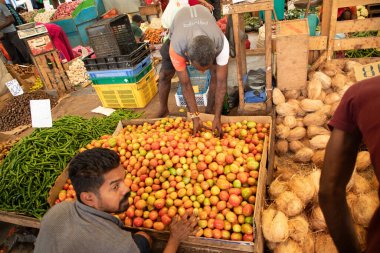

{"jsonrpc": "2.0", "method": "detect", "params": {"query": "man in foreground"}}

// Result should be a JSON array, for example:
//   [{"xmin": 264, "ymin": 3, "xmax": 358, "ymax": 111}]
[
  {"xmin": 158, "ymin": 5, "xmax": 229, "ymax": 136},
  {"xmin": 319, "ymin": 75, "xmax": 380, "ymax": 253},
  {"xmin": 35, "ymin": 148, "xmax": 197, "ymax": 253}
]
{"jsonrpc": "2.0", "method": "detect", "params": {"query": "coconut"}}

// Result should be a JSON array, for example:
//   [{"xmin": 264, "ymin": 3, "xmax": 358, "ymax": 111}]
[
  {"xmin": 331, "ymin": 73, "xmax": 347, "ymax": 90},
  {"xmin": 307, "ymin": 126, "xmax": 330, "ymax": 138},
  {"xmin": 312, "ymin": 150, "xmax": 325, "ymax": 169},
  {"xmin": 276, "ymin": 103, "xmax": 297, "ymax": 116},
  {"xmin": 346, "ymin": 192, "xmax": 357, "ymax": 208},
  {"xmin": 294, "ymin": 147, "xmax": 314, "ymax": 163},
  {"xmin": 283, "ymin": 116, "xmax": 297, "ymax": 129},
  {"xmin": 274, "ymin": 239, "xmax": 302, "ymax": 253},
  {"xmin": 267, "ymin": 241, "xmax": 278, "ymax": 250},
  {"xmin": 301, "ymin": 233, "xmax": 315, "ymax": 253},
  {"xmin": 337, "ymin": 85, "xmax": 350, "ymax": 97},
  {"xmin": 355, "ymin": 151, "xmax": 371, "ymax": 172},
  {"xmin": 288, "ymin": 99, "xmax": 306, "ymax": 117},
  {"xmin": 289, "ymin": 174, "xmax": 315, "ymax": 205},
  {"xmin": 303, "ymin": 112, "xmax": 327, "ymax": 127},
  {"xmin": 276, "ymin": 165, "xmax": 299, "ymax": 181},
  {"xmin": 315, "ymin": 233, "xmax": 338, "ymax": 253},
  {"xmin": 288, "ymin": 215, "xmax": 309, "ymax": 243},
  {"xmin": 307, "ymin": 79, "xmax": 322, "ymax": 99},
  {"xmin": 289, "ymin": 141, "xmax": 304, "ymax": 153},
  {"xmin": 351, "ymin": 172, "xmax": 372, "ymax": 194},
  {"xmin": 317, "ymin": 90, "xmax": 327, "ymax": 101},
  {"xmin": 310, "ymin": 206, "xmax": 327, "ymax": 231},
  {"xmin": 276, "ymin": 124, "xmax": 291, "ymax": 139},
  {"xmin": 310, "ymin": 135, "xmax": 330, "ymax": 149},
  {"xmin": 287, "ymin": 127, "xmax": 306, "ymax": 142},
  {"xmin": 273, "ymin": 88, "xmax": 286, "ymax": 105},
  {"xmin": 317, "ymin": 104, "xmax": 332, "ymax": 117},
  {"xmin": 275, "ymin": 191, "xmax": 304, "ymax": 217},
  {"xmin": 324, "ymin": 92, "xmax": 341, "ymax": 105},
  {"xmin": 269, "ymin": 177, "xmax": 289, "ymax": 199},
  {"xmin": 284, "ymin": 90, "xmax": 301, "ymax": 100},
  {"xmin": 344, "ymin": 60, "xmax": 362, "ymax": 72},
  {"xmin": 351, "ymin": 192, "xmax": 379, "ymax": 227},
  {"xmin": 308, "ymin": 169, "xmax": 321, "ymax": 195},
  {"xmin": 262, "ymin": 208, "xmax": 289, "ymax": 243},
  {"xmin": 321, "ymin": 61, "xmax": 341, "ymax": 77},
  {"xmin": 313, "ymin": 72, "xmax": 332, "ymax": 89},
  {"xmin": 324, "ymin": 88, "xmax": 334, "ymax": 95},
  {"xmin": 276, "ymin": 116, "xmax": 284, "ymax": 125},
  {"xmin": 355, "ymin": 224, "xmax": 367, "ymax": 251},
  {"xmin": 330, "ymin": 102, "xmax": 340, "ymax": 115},
  {"xmin": 300, "ymin": 99, "xmax": 324, "ymax": 112},
  {"xmin": 276, "ymin": 140, "xmax": 289, "ymax": 155},
  {"xmin": 296, "ymin": 118, "xmax": 304, "ymax": 127}
]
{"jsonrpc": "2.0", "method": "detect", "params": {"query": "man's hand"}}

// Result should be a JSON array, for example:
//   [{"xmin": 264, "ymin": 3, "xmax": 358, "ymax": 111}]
[
  {"xmin": 212, "ymin": 116, "xmax": 223, "ymax": 138},
  {"xmin": 192, "ymin": 118, "xmax": 202, "ymax": 136}
]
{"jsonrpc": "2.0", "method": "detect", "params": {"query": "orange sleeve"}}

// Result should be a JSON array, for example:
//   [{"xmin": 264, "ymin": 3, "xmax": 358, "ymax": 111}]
[{"xmin": 169, "ymin": 45, "xmax": 187, "ymax": 72}]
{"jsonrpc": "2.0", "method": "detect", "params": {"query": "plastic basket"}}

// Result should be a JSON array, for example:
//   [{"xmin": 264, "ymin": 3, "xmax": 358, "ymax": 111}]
[
  {"xmin": 178, "ymin": 65, "xmax": 211, "ymax": 94},
  {"xmin": 91, "ymin": 63, "xmax": 153, "ymax": 84},
  {"xmin": 92, "ymin": 69, "xmax": 157, "ymax": 108},
  {"xmin": 88, "ymin": 55, "xmax": 151, "ymax": 78},
  {"xmin": 83, "ymin": 43, "xmax": 149, "ymax": 71},
  {"xmin": 175, "ymin": 84, "xmax": 209, "ymax": 107},
  {"xmin": 86, "ymin": 14, "xmax": 137, "ymax": 57}
]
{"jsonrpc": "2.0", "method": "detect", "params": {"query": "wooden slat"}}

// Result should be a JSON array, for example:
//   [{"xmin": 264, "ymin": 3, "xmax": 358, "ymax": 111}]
[
  {"xmin": 336, "ymin": 18, "xmax": 380, "ymax": 33},
  {"xmin": 239, "ymin": 14, "xmax": 247, "ymax": 76},
  {"xmin": 336, "ymin": 0, "xmax": 380, "ymax": 8},
  {"xmin": 246, "ymin": 48, "xmax": 265, "ymax": 56},
  {"xmin": 264, "ymin": 9, "xmax": 272, "ymax": 112},
  {"xmin": 321, "ymin": 0, "xmax": 332, "ymax": 36},
  {"xmin": 51, "ymin": 51, "xmax": 70, "ymax": 91},
  {"xmin": 327, "ymin": 0, "xmax": 339, "ymax": 60},
  {"xmin": 232, "ymin": 13, "xmax": 245, "ymax": 110},
  {"xmin": 34, "ymin": 55, "xmax": 52, "ymax": 90},
  {"xmin": 333, "ymin": 36, "xmax": 380, "ymax": 51},
  {"xmin": 272, "ymin": 36, "xmax": 328, "ymax": 51},
  {"xmin": 222, "ymin": 0, "xmax": 273, "ymax": 14},
  {"xmin": 0, "ymin": 211, "xmax": 40, "ymax": 229}
]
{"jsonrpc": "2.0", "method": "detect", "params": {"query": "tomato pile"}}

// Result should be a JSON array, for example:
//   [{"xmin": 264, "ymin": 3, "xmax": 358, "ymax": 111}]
[{"xmin": 56, "ymin": 118, "xmax": 269, "ymax": 241}]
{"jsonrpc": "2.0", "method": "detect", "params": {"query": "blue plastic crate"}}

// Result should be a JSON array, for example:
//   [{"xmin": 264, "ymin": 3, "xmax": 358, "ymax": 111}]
[
  {"xmin": 178, "ymin": 65, "xmax": 211, "ymax": 94},
  {"xmin": 175, "ymin": 83, "xmax": 209, "ymax": 107},
  {"xmin": 67, "ymin": 31, "xmax": 82, "ymax": 48},
  {"xmin": 87, "ymin": 55, "xmax": 152, "ymax": 78}
]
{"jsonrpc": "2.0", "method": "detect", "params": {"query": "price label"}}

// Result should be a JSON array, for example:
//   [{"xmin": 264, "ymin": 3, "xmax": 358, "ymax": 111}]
[
  {"xmin": 5, "ymin": 79, "xmax": 24, "ymax": 96},
  {"xmin": 355, "ymin": 61, "xmax": 380, "ymax": 82}
]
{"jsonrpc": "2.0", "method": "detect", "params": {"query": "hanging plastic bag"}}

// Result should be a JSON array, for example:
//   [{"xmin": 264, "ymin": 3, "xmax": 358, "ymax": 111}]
[{"xmin": 161, "ymin": 0, "xmax": 190, "ymax": 29}]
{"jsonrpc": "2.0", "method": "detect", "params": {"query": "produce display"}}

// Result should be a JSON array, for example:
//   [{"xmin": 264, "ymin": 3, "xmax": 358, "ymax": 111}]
[
  {"xmin": 20, "ymin": 10, "xmax": 39, "ymax": 23},
  {"xmin": 0, "ymin": 91, "xmax": 58, "ymax": 132},
  {"xmin": 66, "ymin": 58, "xmax": 89, "ymax": 86},
  {"xmin": 51, "ymin": 1, "xmax": 81, "ymax": 20},
  {"xmin": 217, "ymin": 16, "xmax": 227, "ymax": 34},
  {"xmin": 55, "ymin": 118, "xmax": 270, "ymax": 241},
  {"xmin": 0, "ymin": 110, "xmax": 141, "ymax": 218},
  {"xmin": 144, "ymin": 28, "xmax": 164, "ymax": 44},
  {"xmin": 29, "ymin": 77, "xmax": 43, "ymax": 92},
  {"xmin": 0, "ymin": 138, "xmax": 19, "ymax": 163},
  {"xmin": 6, "ymin": 64, "xmax": 35, "ymax": 78},
  {"xmin": 243, "ymin": 13, "xmax": 260, "ymax": 33},
  {"xmin": 33, "ymin": 10, "xmax": 56, "ymax": 24},
  {"xmin": 265, "ymin": 60, "xmax": 379, "ymax": 252}
]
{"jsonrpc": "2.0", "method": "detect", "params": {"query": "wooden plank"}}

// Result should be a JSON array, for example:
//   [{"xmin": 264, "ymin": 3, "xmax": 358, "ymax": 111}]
[
  {"xmin": 264, "ymin": 9, "xmax": 272, "ymax": 112},
  {"xmin": 321, "ymin": 0, "xmax": 332, "ymax": 36},
  {"xmin": 271, "ymin": 36, "xmax": 328, "ymax": 51},
  {"xmin": 333, "ymin": 36, "xmax": 380, "ymax": 50},
  {"xmin": 327, "ymin": 0, "xmax": 338, "ymax": 60},
  {"xmin": 336, "ymin": 0, "xmax": 380, "ymax": 8},
  {"xmin": 246, "ymin": 48, "xmax": 265, "ymax": 56},
  {"xmin": 0, "ymin": 211, "xmax": 40, "ymax": 229},
  {"xmin": 336, "ymin": 18, "xmax": 380, "ymax": 33},
  {"xmin": 34, "ymin": 55, "xmax": 52, "ymax": 90},
  {"xmin": 51, "ymin": 51, "xmax": 70, "ymax": 91},
  {"xmin": 222, "ymin": 0, "xmax": 273, "ymax": 14},
  {"xmin": 232, "ymin": 13, "xmax": 245, "ymax": 110},
  {"xmin": 239, "ymin": 14, "xmax": 247, "ymax": 76}
]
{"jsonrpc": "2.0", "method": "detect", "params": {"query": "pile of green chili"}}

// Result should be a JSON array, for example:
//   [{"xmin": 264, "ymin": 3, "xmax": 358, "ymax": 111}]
[{"xmin": 0, "ymin": 110, "xmax": 141, "ymax": 219}]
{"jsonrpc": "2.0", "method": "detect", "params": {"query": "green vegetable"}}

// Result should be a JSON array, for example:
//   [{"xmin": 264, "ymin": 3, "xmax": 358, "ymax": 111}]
[
  {"xmin": 0, "ymin": 110, "xmax": 141, "ymax": 219},
  {"xmin": 345, "ymin": 31, "xmax": 380, "ymax": 58}
]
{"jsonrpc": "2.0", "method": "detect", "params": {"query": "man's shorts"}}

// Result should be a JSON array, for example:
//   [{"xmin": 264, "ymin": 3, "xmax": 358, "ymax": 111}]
[
  {"xmin": 159, "ymin": 39, "xmax": 175, "ymax": 72},
  {"xmin": 133, "ymin": 234, "xmax": 152, "ymax": 253}
]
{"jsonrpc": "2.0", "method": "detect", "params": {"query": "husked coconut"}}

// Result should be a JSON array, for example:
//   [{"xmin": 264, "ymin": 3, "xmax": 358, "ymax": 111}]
[
  {"xmin": 300, "ymin": 88, "xmax": 307, "ymax": 98},
  {"xmin": 262, "ymin": 208, "xmax": 289, "ymax": 243},
  {"xmin": 355, "ymin": 151, "xmax": 371, "ymax": 172},
  {"xmin": 317, "ymin": 90, "xmax": 327, "ymax": 101},
  {"xmin": 310, "ymin": 206, "xmax": 327, "ymax": 231},
  {"xmin": 346, "ymin": 192, "xmax": 357, "ymax": 209},
  {"xmin": 315, "ymin": 233, "xmax": 338, "ymax": 253},
  {"xmin": 344, "ymin": 60, "xmax": 362, "ymax": 72},
  {"xmin": 351, "ymin": 172, "xmax": 372, "ymax": 194},
  {"xmin": 296, "ymin": 118, "xmax": 304, "ymax": 127},
  {"xmin": 284, "ymin": 90, "xmax": 301, "ymax": 100},
  {"xmin": 294, "ymin": 148, "xmax": 314, "ymax": 163},
  {"xmin": 289, "ymin": 141, "xmax": 304, "ymax": 153},
  {"xmin": 276, "ymin": 116, "xmax": 284, "ymax": 125},
  {"xmin": 274, "ymin": 239, "xmax": 302, "ymax": 253},
  {"xmin": 312, "ymin": 150, "xmax": 326, "ymax": 169},
  {"xmin": 276, "ymin": 140, "xmax": 289, "ymax": 155},
  {"xmin": 275, "ymin": 191, "xmax": 304, "ymax": 217},
  {"xmin": 283, "ymin": 116, "xmax": 297, "ymax": 129},
  {"xmin": 276, "ymin": 124, "xmax": 291, "ymax": 139},
  {"xmin": 301, "ymin": 233, "xmax": 315, "ymax": 253},
  {"xmin": 324, "ymin": 88, "xmax": 334, "ymax": 95},
  {"xmin": 288, "ymin": 99, "xmax": 306, "ymax": 117},
  {"xmin": 288, "ymin": 215, "xmax": 309, "ymax": 243},
  {"xmin": 338, "ymin": 85, "xmax": 350, "ymax": 97},
  {"xmin": 303, "ymin": 112, "xmax": 327, "ymax": 127},
  {"xmin": 310, "ymin": 135, "xmax": 330, "ymax": 149},
  {"xmin": 317, "ymin": 104, "xmax": 332, "ymax": 117},
  {"xmin": 273, "ymin": 88, "xmax": 286, "ymax": 105},
  {"xmin": 287, "ymin": 127, "xmax": 306, "ymax": 142},
  {"xmin": 321, "ymin": 61, "xmax": 341, "ymax": 77},
  {"xmin": 307, "ymin": 79, "xmax": 322, "ymax": 99},
  {"xmin": 269, "ymin": 177, "xmax": 289, "ymax": 199},
  {"xmin": 308, "ymin": 169, "xmax": 321, "ymax": 195},
  {"xmin": 324, "ymin": 92, "xmax": 341, "ymax": 105},
  {"xmin": 331, "ymin": 73, "xmax": 347, "ymax": 90},
  {"xmin": 351, "ymin": 191, "xmax": 379, "ymax": 227},
  {"xmin": 300, "ymin": 99, "xmax": 324, "ymax": 112},
  {"xmin": 355, "ymin": 224, "xmax": 367, "ymax": 251},
  {"xmin": 289, "ymin": 174, "xmax": 316, "ymax": 205},
  {"xmin": 330, "ymin": 102, "xmax": 340, "ymax": 115},
  {"xmin": 313, "ymin": 71, "xmax": 332, "ymax": 89},
  {"xmin": 307, "ymin": 126, "xmax": 330, "ymax": 138},
  {"xmin": 267, "ymin": 241, "xmax": 278, "ymax": 250},
  {"xmin": 276, "ymin": 103, "xmax": 297, "ymax": 116}
]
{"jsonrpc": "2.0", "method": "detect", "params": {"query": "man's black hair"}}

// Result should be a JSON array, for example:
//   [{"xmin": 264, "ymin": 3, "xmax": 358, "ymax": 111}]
[
  {"xmin": 188, "ymin": 35, "xmax": 216, "ymax": 67},
  {"xmin": 132, "ymin": 14, "xmax": 144, "ymax": 23},
  {"xmin": 68, "ymin": 148, "xmax": 120, "ymax": 202}
]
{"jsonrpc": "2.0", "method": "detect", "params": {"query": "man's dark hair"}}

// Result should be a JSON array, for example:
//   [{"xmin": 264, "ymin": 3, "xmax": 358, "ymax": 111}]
[
  {"xmin": 68, "ymin": 148, "xmax": 120, "ymax": 201},
  {"xmin": 132, "ymin": 14, "xmax": 144, "ymax": 23},
  {"xmin": 188, "ymin": 35, "xmax": 216, "ymax": 67}
]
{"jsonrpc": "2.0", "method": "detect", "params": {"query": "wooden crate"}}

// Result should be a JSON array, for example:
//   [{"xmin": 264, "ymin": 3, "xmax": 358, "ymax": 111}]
[
  {"xmin": 48, "ymin": 114, "xmax": 273, "ymax": 253},
  {"xmin": 139, "ymin": 4, "xmax": 161, "ymax": 16},
  {"xmin": 276, "ymin": 19, "xmax": 309, "ymax": 91}
]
